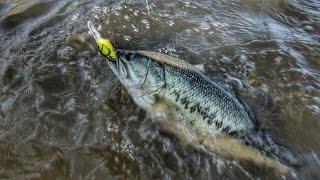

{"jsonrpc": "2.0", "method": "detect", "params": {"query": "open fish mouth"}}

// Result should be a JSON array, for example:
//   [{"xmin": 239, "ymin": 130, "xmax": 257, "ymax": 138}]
[{"xmin": 107, "ymin": 58, "xmax": 129, "ymax": 79}]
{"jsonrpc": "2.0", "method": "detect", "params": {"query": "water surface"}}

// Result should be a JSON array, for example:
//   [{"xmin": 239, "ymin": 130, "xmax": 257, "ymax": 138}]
[{"xmin": 0, "ymin": 0, "xmax": 320, "ymax": 179}]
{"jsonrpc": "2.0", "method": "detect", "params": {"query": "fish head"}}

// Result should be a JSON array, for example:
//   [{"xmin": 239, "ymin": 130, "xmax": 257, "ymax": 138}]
[
  {"xmin": 108, "ymin": 51, "xmax": 169, "ymax": 114},
  {"xmin": 87, "ymin": 21, "xmax": 164, "ymax": 92},
  {"xmin": 108, "ymin": 51, "xmax": 165, "ymax": 92}
]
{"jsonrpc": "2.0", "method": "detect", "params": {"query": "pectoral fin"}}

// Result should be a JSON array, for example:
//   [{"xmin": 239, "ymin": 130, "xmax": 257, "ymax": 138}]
[{"xmin": 153, "ymin": 96, "xmax": 170, "ymax": 112}]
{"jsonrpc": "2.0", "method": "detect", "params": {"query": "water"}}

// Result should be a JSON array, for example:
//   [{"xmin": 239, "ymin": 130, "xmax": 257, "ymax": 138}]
[{"xmin": 0, "ymin": 0, "xmax": 319, "ymax": 179}]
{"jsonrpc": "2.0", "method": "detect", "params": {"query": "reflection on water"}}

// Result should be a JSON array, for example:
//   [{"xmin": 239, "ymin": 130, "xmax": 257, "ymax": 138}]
[{"xmin": 0, "ymin": 0, "xmax": 320, "ymax": 179}]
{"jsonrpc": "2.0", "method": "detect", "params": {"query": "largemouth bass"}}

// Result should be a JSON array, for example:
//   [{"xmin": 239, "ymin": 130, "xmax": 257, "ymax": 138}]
[{"xmin": 88, "ymin": 21, "xmax": 301, "ymax": 171}]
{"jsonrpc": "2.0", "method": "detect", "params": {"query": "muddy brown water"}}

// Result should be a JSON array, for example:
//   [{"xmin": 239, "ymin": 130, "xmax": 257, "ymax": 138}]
[{"xmin": 0, "ymin": 0, "xmax": 320, "ymax": 179}]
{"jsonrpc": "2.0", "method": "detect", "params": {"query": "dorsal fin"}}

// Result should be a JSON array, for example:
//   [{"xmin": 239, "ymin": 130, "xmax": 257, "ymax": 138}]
[{"xmin": 137, "ymin": 51, "xmax": 199, "ymax": 72}]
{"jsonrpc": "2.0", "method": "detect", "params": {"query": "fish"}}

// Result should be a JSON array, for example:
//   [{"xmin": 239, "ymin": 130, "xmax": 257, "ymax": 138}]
[{"xmin": 87, "ymin": 21, "xmax": 302, "ymax": 172}]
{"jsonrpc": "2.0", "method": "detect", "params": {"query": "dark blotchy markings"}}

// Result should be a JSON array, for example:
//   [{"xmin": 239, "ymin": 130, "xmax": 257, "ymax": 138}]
[
  {"xmin": 206, "ymin": 112, "xmax": 217, "ymax": 125},
  {"xmin": 172, "ymin": 90, "xmax": 180, "ymax": 101},
  {"xmin": 188, "ymin": 102, "xmax": 219, "ymax": 127},
  {"xmin": 190, "ymin": 103, "xmax": 200, "ymax": 114},
  {"xmin": 208, "ymin": 112, "xmax": 217, "ymax": 120},
  {"xmin": 199, "ymin": 107, "xmax": 210, "ymax": 121},
  {"xmin": 180, "ymin": 97, "xmax": 190, "ymax": 109},
  {"xmin": 221, "ymin": 126, "xmax": 230, "ymax": 133},
  {"xmin": 166, "ymin": 64, "xmax": 234, "ymax": 132},
  {"xmin": 215, "ymin": 121, "xmax": 222, "ymax": 129},
  {"xmin": 207, "ymin": 119, "xmax": 213, "ymax": 125}
]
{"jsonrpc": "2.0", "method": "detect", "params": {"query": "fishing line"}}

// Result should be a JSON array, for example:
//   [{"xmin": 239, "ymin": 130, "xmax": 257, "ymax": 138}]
[
  {"xmin": 145, "ymin": 0, "xmax": 151, "ymax": 15},
  {"xmin": 259, "ymin": 0, "xmax": 271, "ymax": 41}
]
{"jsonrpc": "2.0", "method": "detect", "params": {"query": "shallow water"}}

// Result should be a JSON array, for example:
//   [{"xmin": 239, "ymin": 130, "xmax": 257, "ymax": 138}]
[{"xmin": 0, "ymin": 0, "xmax": 319, "ymax": 179}]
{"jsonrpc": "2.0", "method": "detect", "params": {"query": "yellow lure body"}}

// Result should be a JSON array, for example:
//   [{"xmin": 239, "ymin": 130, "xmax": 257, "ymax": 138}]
[{"xmin": 96, "ymin": 39, "xmax": 118, "ymax": 60}]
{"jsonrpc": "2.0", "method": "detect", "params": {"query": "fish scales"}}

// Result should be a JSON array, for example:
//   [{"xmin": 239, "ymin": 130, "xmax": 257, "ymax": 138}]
[
  {"xmin": 157, "ymin": 58, "xmax": 255, "ymax": 134},
  {"xmin": 117, "ymin": 50, "xmax": 255, "ymax": 135}
]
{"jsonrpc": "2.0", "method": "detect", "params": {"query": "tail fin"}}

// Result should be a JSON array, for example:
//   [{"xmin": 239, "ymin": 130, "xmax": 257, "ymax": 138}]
[{"xmin": 237, "ymin": 130, "xmax": 303, "ymax": 167}]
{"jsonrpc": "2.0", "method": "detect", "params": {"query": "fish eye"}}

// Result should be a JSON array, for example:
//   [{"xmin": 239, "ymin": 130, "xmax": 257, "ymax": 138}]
[{"xmin": 124, "ymin": 51, "xmax": 136, "ymax": 61}]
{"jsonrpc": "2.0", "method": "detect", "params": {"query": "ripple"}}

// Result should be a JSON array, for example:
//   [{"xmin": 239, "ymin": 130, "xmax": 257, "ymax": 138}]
[
  {"xmin": 0, "ymin": 0, "xmax": 320, "ymax": 179},
  {"xmin": 1, "ymin": 0, "xmax": 58, "ymax": 30}
]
